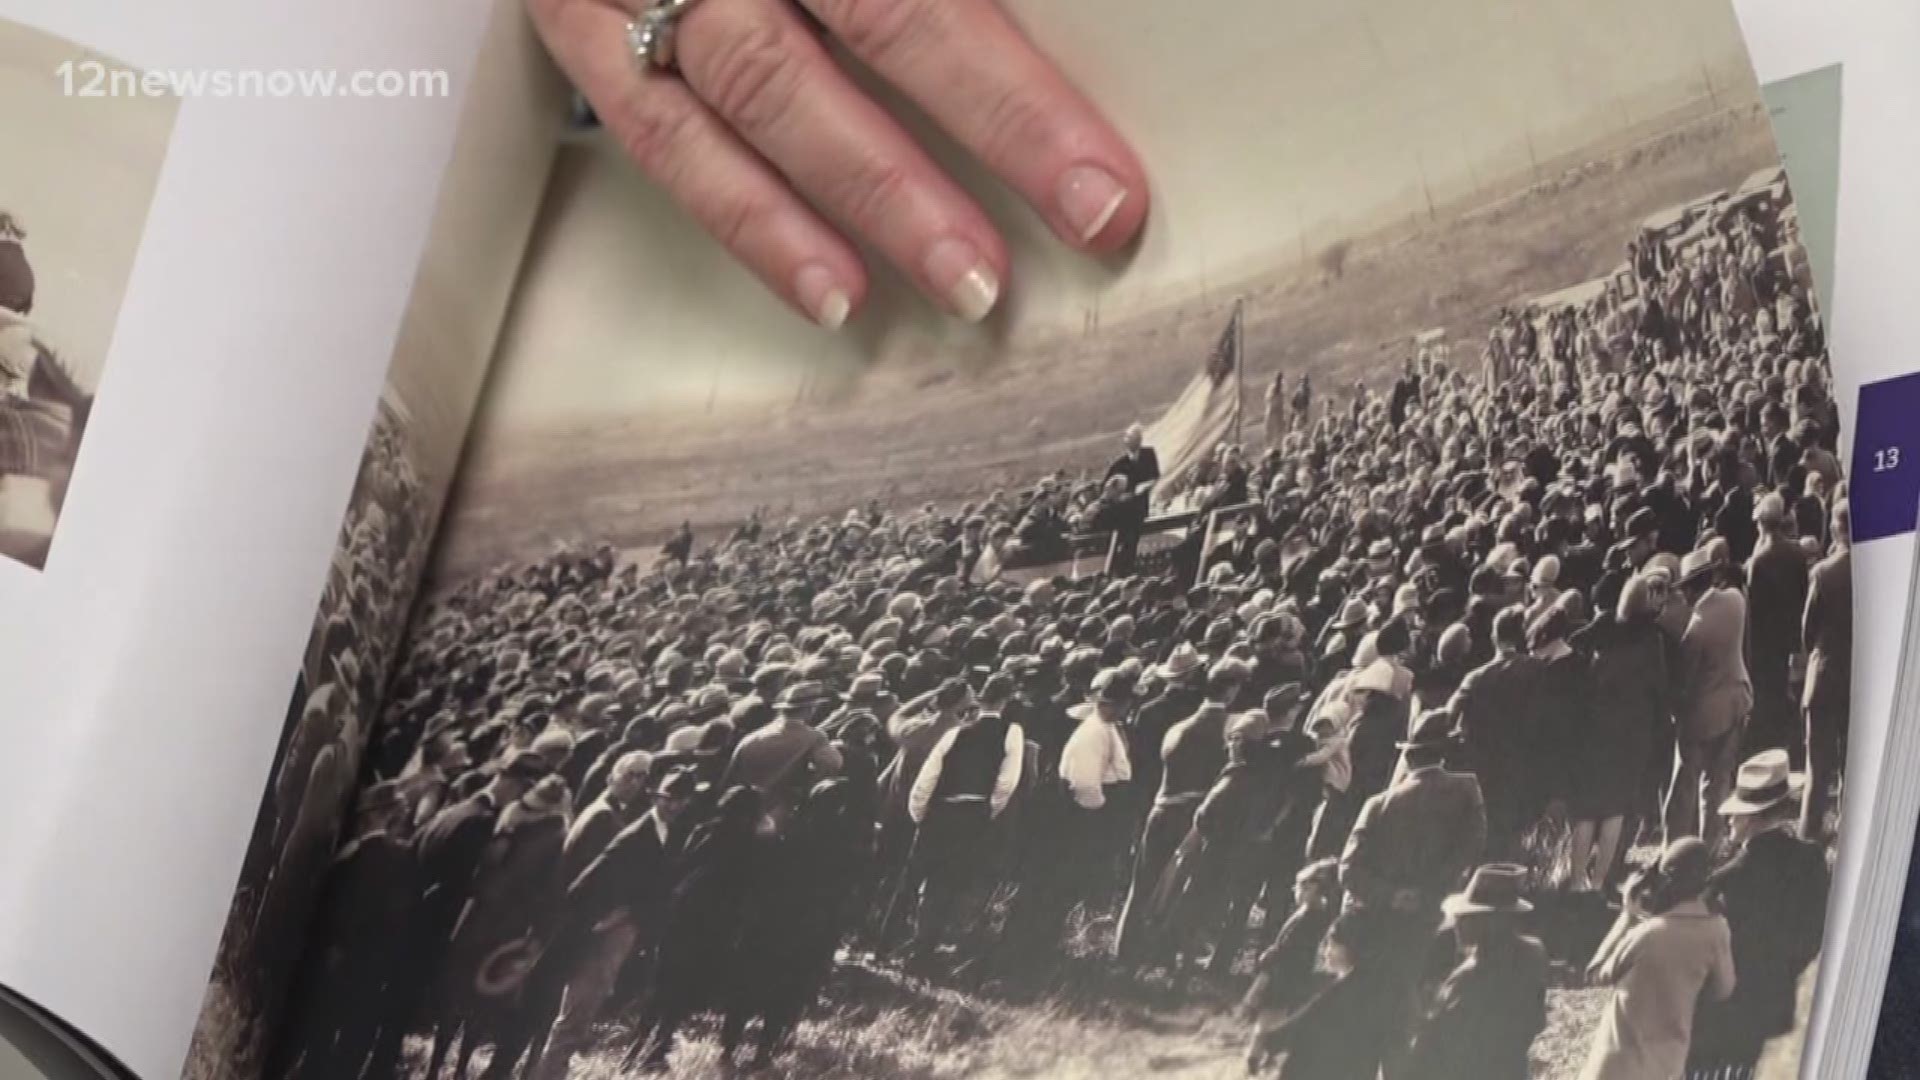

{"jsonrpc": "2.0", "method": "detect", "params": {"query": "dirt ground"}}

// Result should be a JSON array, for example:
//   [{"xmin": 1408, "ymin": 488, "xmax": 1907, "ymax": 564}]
[
  {"xmin": 375, "ymin": 955, "xmax": 1604, "ymax": 1080},
  {"xmin": 380, "ymin": 951, "xmax": 1813, "ymax": 1080}
]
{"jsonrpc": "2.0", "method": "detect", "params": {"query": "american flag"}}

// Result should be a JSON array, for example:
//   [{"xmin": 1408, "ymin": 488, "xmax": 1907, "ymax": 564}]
[{"xmin": 1144, "ymin": 301, "xmax": 1244, "ymax": 504}]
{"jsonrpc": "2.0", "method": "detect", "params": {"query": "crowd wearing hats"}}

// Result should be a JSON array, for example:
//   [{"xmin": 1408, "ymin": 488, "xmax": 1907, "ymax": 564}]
[{"xmin": 266, "ymin": 192, "xmax": 1847, "ymax": 1079}]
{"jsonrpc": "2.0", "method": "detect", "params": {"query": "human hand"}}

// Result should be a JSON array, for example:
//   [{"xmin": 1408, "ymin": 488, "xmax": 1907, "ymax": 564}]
[{"xmin": 528, "ymin": 0, "xmax": 1149, "ymax": 328}]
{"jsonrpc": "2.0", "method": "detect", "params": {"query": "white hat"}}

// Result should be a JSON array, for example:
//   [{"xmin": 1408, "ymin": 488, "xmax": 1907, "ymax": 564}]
[
  {"xmin": 1531, "ymin": 555, "xmax": 1562, "ymax": 588},
  {"xmin": 1393, "ymin": 582, "xmax": 1421, "ymax": 616},
  {"xmin": 609, "ymin": 750, "xmax": 655, "ymax": 787},
  {"xmin": 1719, "ymin": 749, "xmax": 1805, "ymax": 816},
  {"xmin": 662, "ymin": 723, "xmax": 704, "ymax": 753},
  {"xmin": 530, "ymin": 726, "xmax": 576, "ymax": 761},
  {"xmin": 1350, "ymin": 658, "xmax": 1398, "ymax": 696},
  {"xmin": 1679, "ymin": 547, "xmax": 1719, "ymax": 586}
]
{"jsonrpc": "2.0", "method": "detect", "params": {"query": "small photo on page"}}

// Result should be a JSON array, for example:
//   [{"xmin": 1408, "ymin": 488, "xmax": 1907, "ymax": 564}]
[{"xmin": 0, "ymin": 19, "xmax": 175, "ymax": 571}]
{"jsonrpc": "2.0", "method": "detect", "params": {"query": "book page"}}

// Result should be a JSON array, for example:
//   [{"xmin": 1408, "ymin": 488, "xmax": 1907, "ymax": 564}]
[
  {"xmin": 1730, "ymin": 2, "xmax": 1920, "ymax": 1075},
  {"xmin": 181, "ymin": 6, "xmax": 568, "ymax": 1079},
  {"xmin": 0, "ymin": 1, "xmax": 526, "ymax": 1076},
  {"xmin": 285, "ymin": 2, "xmax": 1862, "ymax": 1079}
]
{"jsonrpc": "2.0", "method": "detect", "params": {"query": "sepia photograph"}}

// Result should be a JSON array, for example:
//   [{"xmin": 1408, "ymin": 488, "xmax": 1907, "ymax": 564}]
[
  {"xmin": 263, "ymin": 2, "xmax": 1850, "ymax": 1078},
  {"xmin": 0, "ymin": 18, "xmax": 174, "ymax": 571}
]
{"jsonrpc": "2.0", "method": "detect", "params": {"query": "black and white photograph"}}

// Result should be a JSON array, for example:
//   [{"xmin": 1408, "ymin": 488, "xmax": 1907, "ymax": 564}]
[
  {"xmin": 255, "ymin": 2, "xmax": 1852, "ymax": 1079},
  {"xmin": 0, "ymin": 19, "xmax": 173, "ymax": 571}
]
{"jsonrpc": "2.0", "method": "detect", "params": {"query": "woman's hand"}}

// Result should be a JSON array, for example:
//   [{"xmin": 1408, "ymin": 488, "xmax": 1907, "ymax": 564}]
[{"xmin": 528, "ymin": 0, "xmax": 1149, "ymax": 328}]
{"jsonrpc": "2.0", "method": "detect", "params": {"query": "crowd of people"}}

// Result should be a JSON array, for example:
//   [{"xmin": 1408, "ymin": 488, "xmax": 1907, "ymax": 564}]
[{"xmin": 271, "ymin": 190, "xmax": 1848, "ymax": 1080}]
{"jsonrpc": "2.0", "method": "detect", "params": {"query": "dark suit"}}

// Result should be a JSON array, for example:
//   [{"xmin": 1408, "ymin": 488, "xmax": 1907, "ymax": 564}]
[
  {"xmin": 1802, "ymin": 547, "xmax": 1851, "ymax": 834},
  {"xmin": 568, "ymin": 812, "xmax": 679, "ymax": 931},
  {"xmin": 363, "ymin": 792, "xmax": 500, "ymax": 1080},
  {"xmin": 1126, "ymin": 687, "xmax": 1203, "ymax": 831},
  {"xmin": 276, "ymin": 830, "xmax": 417, "ymax": 1080},
  {"xmin": 1340, "ymin": 766, "xmax": 1487, "ymax": 916},
  {"xmin": 1115, "ymin": 703, "xmax": 1228, "ymax": 964},
  {"xmin": 1449, "ymin": 653, "xmax": 1543, "ymax": 860},
  {"xmin": 1405, "ymin": 934, "xmax": 1548, "ymax": 1080},
  {"xmin": 1245, "ymin": 900, "xmax": 1338, "ymax": 1020},
  {"xmin": 1746, "ymin": 537, "xmax": 1809, "ymax": 756},
  {"xmin": 533, "ymin": 813, "xmax": 680, "ymax": 1080},
  {"xmin": 1249, "ymin": 964, "xmax": 1399, "ymax": 1080},
  {"xmin": 0, "ymin": 239, "xmax": 32, "ymax": 313},
  {"xmin": 481, "ymin": 798, "xmax": 636, "ymax": 1080},
  {"xmin": 1339, "ymin": 766, "xmax": 1487, "ymax": 1074},
  {"xmin": 1107, "ymin": 447, "xmax": 1162, "ymax": 496},
  {"xmin": 1688, "ymin": 826, "xmax": 1830, "ymax": 1072},
  {"xmin": 413, "ymin": 792, "xmax": 502, "ymax": 934}
]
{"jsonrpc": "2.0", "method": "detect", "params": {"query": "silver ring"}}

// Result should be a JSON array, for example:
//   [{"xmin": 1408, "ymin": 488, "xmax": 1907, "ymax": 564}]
[{"xmin": 628, "ymin": 0, "xmax": 704, "ymax": 72}]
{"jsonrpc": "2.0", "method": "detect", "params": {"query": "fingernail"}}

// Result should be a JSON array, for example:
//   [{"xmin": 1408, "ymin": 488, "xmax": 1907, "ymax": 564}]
[
  {"xmin": 922, "ymin": 238, "xmax": 999, "ymax": 322},
  {"xmin": 795, "ymin": 264, "xmax": 850, "ymax": 330},
  {"xmin": 1057, "ymin": 164, "xmax": 1129, "ymax": 244}
]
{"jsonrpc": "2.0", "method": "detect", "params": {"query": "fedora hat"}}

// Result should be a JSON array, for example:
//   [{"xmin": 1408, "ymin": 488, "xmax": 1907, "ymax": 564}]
[
  {"xmin": 1156, "ymin": 641, "xmax": 1208, "ymax": 680},
  {"xmin": 474, "ymin": 935, "xmax": 546, "ymax": 998},
  {"xmin": 1442, "ymin": 863, "xmax": 1534, "ymax": 917},
  {"xmin": 1330, "ymin": 597, "xmax": 1370, "ymax": 632},
  {"xmin": 1644, "ymin": 552, "xmax": 1682, "ymax": 584},
  {"xmin": 1679, "ymin": 547, "xmax": 1720, "ymax": 586},
  {"xmin": 501, "ymin": 747, "xmax": 550, "ymax": 780},
  {"xmin": 1719, "ymin": 749, "xmax": 1805, "ymax": 816},
  {"xmin": 1208, "ymin": 657, "xmax": 1254, "ymax": 687},
  {"xmin": 688, "ymin": 685, "xmax": 733, "ymax": 720},
  {"xmin": 654, "ymin": 767, "xmax": 708, "ymax": 801},
  {"xmin": 842, "ymin": 673, "xmax": 887, "ymax": 702},
  {"xmin": 775, "ymin": 679, "xmax": 837, "ymax": 713},
  {"xmin": 1087, "ymin": 667, "xmax": 1138, "ymax": 705},
  {"xmin": 1753, "ymin": 491, "xmax": 1789, "ymax": 525},
  {"xmin": 521, "ymin": 775, "xmax": 571, "ymax": 815},
  {"xmin": 1397, "ymin": 708, "xmax": 1459, "ymax": 751}
]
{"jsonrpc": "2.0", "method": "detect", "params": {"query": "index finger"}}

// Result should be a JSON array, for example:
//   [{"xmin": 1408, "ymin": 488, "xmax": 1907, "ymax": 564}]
[{"xmin": 799, "ymin": 0, "xmax": 1149, "ymax": 254}]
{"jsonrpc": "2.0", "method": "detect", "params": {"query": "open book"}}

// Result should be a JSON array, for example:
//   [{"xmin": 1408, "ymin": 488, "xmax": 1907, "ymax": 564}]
[{"xmin": 0, "ymin": 0, "xmax": 1905, "ymax": 1078}]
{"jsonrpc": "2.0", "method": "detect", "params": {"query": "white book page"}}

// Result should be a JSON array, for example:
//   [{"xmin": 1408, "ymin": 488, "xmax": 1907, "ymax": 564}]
[
  {"xmin": 1732, "ymin": 2, "xmax": 1920, "ymax": 1074},
  {"xmin": 0, "ymin": 1, "xmax": 505, "ymax": 1076}
]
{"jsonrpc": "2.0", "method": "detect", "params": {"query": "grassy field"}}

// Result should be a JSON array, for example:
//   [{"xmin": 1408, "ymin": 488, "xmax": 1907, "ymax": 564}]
[
  {"xmin": 431, "ymin": 100, "xmax": 1780, "ymax": 582},
  {"xmin": 372, "ymin": 955, "xmax": 1607, "ymax": 1080}
]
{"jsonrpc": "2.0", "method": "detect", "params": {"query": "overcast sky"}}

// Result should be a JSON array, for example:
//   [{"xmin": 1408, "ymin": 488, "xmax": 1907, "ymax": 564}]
[
  {"xmin": 0, "ymin": 21, "xmax": 175, "ymax": 389},
  {"xmin": 483, "ymin": 0, "xmax": 1760, "ymax": 426}
]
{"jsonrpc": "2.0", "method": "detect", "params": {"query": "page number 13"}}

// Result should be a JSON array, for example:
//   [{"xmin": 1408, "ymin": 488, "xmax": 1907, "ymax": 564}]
[{"xmin": 1876, "ymin": 446, "xmax": 1904, "ymax": 473}]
